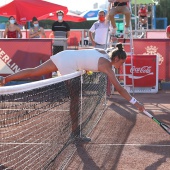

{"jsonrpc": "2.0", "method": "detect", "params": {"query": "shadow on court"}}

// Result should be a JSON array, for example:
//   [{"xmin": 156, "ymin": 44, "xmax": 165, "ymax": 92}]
[
  {"xmin": 75, "ymin": 145, "xmax": 100, "ymax": 170},
  {"xmin": 140, "ymin": 140, "xmax": 170, "ymax": 170},
  {"xmin": 0, "ymin": 164, "xmax": 12, "ymax": 170},
  {"xmin": 63, "ymin": 93, "xmax": 138, "ymax": 170},
  {"xmin": 63, "ymin": 90, "xmax": 170, "ymax": 170}
]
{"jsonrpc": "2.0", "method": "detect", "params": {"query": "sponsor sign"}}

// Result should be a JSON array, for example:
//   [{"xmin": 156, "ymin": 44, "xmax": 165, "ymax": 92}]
[
  {"xmin": 124, "ymin": 39, "xmax": 169, "ymax": 81},
  {"xmin": 0, "ymin": 39, "xmax": 52, "ymax": 80},
  {"xmin": 125, "ymin": 55, "xmax": 157, "ymax": 87}
]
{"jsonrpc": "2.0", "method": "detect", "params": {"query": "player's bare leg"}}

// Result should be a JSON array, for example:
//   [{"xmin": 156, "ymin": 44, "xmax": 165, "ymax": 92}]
[{"xmin": 2, "ymin": 59, "xmax": 57, "ymax": 85}]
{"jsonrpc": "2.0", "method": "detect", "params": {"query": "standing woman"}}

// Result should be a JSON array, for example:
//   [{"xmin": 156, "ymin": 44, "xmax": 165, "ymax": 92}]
[{"xmin": 3, "ymin": 16, "xmax": 22, "ymax": 38}]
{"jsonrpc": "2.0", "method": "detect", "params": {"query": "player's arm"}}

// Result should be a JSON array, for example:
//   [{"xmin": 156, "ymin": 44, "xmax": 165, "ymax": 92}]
[
  {"xmin": 101, "ymin": 61, "xmax": 131, "ymax": 101},
  {"xmin": 98, "ymin": 58, "xmax": 144, "ymax": 111}
]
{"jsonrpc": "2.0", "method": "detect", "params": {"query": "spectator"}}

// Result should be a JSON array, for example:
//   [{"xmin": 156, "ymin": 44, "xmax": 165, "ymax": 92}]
[
  {"xmin": 52, "ymin": 10, "xmax": 70, "ymax": 55},
  {"xmin": 138, "ymin": 5, "xmax": 149, "ymax": 28},
  {"xmin": 166, "ymin": 25, "xmax": 170, "ymax": 38},
  {"xmin": 3, "ymin": 16, "xmax": 22, "ymax": 38},
  {"xmin": 89, "ymin": 10, "xmax": 110, "ymax": 49},
  {"xmin": 108, "ymin": 0, "xmax": 131, "ymax": 34},
  {"xmin": 29, "ymin": 17, "xmax": 46, "ymax": 38}
]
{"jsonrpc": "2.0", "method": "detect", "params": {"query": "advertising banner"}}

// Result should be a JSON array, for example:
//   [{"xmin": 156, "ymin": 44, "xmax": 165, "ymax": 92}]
[
  {"xmin": 125, "ymin": 55, "xmax": 158, "ymax": 93},
  {"xmin": 0, "ymin": 39, "xmax": 52, "ymax": 80},
  {"xmin": 123, "ymin": 39, "xmax": 170, "ymax": 81}
]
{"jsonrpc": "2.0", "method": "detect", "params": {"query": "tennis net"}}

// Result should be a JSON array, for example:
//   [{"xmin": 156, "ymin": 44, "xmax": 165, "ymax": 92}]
[{"xmin": 0, "ymin": 71, "xmax": 107, "ymax": 170}]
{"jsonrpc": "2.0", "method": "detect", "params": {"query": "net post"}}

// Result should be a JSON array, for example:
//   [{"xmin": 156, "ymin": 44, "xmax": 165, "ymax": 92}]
[
  {"xmin": 104, "ymin": 82, "xmax": 108, "ymax": 106},
  {"xmin": 79, "ymin": 72, "xmax": 83, "ymax": 137}
]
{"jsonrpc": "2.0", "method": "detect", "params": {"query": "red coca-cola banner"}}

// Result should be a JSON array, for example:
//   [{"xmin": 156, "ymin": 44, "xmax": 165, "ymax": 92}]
[
  {"xmin": 121, "ymin": 39, "xmax": 170, "ymax": 81},
  {"xmin": 0, "ymin": 39, "xmax": 52, "ymax": 80},
  {"xmin": 125, "ymin": 55, "xmax": 157, "ymax": 87}
]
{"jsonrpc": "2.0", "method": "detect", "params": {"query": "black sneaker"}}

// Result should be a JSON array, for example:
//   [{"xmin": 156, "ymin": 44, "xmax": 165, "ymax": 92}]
[
  {"xmin": 70, "ymin": 133, "xmax": 91, "ymax": 144},
  {"xmin": 75, "ymin": 134, "xmax": 91, "ymax": 143}
]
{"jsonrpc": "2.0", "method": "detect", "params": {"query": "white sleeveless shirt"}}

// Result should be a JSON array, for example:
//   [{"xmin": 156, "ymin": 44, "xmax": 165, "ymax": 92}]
[{"xmin": 50, "ymin": 49, "xmax": 110, "ymax": 75}]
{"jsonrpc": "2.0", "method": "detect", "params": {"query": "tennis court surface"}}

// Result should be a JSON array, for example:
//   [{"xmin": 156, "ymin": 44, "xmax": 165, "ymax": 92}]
[
  {"xmin": 63, "ymin": 90, "xmax": 170, "ymax": 170},
  {"xmin": 0, "ymin": 72, "xmax": 170, "ymax": 170}
]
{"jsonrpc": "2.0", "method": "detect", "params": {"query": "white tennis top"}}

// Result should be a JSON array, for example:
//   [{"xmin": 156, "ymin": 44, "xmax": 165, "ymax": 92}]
[{"xmin": 50, "ymin": 49, "xmax": 110, "ymax": 75}]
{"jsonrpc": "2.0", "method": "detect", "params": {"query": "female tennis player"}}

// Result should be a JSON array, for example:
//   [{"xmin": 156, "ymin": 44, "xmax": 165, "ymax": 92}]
[{"xmin": 0, "ymin": 43, "xmax": 144, "ymax": 112}]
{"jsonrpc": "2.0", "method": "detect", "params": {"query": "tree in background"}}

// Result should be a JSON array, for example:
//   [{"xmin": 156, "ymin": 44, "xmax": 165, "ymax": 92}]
[{"xmin": 155, "ymin": 0, "xmax": 170, "ymax": 25}]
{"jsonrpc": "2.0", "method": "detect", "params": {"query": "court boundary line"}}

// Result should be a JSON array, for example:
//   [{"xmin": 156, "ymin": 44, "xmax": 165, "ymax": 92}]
[
  {"xmin": 0, "ymin": 109, "xmax": 69, "ymax": 111},
  {"xmin": 88, "ymin": 143, "xmax": 170, "ymax": 147},
  {"xmin": 0, "ymin": 142, "xmax": 59, "ymax": 145}
]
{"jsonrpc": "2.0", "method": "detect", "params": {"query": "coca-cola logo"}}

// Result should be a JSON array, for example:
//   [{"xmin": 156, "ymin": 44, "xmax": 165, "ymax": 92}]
[
  {"xmin": 20, "ymin": 17, "xmax": 27, "ymax": 21},
  {"xmin": 130, "ymin": 66, "xmax": 151, "ymax": 74}
]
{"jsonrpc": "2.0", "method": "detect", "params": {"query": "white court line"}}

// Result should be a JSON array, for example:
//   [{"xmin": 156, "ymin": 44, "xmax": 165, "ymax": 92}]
[
  {"xmin": 1, "ymin": 143, "xmax": 167, "ymax": 147},
  {"xmin": 89, "ymin": 143, "xmax": 170, "ymax": 147},
  {"xmin": 0, "ymin": 142, "xmax": 51, "ymax": 145},
  {"xmin": 0, "ymin": 109, "xmax": 69, "ymax": 111},
  {"xmin": 1, "ymin": 143, "xmax": 170, "ymax": 147}
]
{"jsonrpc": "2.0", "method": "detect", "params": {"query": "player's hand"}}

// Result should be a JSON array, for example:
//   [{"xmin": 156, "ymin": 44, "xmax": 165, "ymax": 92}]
[{"xmin": 134, "ymin": 101, "xmax": 145, "ymax": 112}]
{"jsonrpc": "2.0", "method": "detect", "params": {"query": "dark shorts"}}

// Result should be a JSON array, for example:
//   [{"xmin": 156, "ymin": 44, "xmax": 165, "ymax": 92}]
[
  {"xmin": 140, "ymin": 16, "xmax": 147, "ymax": 19},
  {"xmin": 113, "ymin": 2, "xmax": 127, "ymax": 7},
  {"xmin": 52, "ymin": 46, "xmax": 64, "ymax": 55}
]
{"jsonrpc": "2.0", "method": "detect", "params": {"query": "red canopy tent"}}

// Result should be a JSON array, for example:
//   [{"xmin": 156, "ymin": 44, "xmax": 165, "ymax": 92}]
[
  {"xmin": 38, "ymin": 11, "xmax": 86, "ymax": 22},
  {"xmin": 0, "ymin": 0, "xmax": 68, "ymax": 24}
]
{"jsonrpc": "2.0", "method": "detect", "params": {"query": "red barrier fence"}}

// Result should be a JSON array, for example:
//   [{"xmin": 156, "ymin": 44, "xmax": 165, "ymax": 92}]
[
  {"xmin": 0, "ymin": 39, "xmax": 52, "ymax": 80},
  {"xmin": 0, "ymin": 38, "xmax": 170, "ymax": 82}
]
